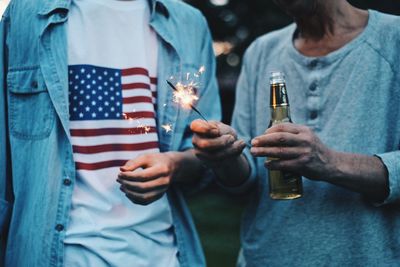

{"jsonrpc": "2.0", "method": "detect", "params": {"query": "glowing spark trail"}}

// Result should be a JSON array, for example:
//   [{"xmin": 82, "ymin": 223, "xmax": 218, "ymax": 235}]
[{"xmin": 166, "ymin": 80, "xmax": 208, "ymax": 122}]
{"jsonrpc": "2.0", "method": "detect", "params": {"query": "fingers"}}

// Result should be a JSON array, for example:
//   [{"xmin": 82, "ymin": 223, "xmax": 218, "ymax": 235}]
[
  {"xmin": 264, "ymin": 123, "xmax": 303, "ymax": 135},
  {"xmin": 252, "ymin": 132, "xmax": 301, "ymax": 148},
  {"xmin": 121, "ymin": 186, "xmax": 167, "ymax": 206},
  {"xmin": 118, "ymin": 164, "xmax": 170, "ymax": 182},
  {"xmin": 117, "ymin": 176, "xmax": 169, "ymax": 193},
  {"xmin": 190, "ymin": 119, "xmax": 220, "ymax": 137},
  {"xmin": 194, "ymin": 139, "xmax": 246, "ymax": 162},
  {"xmin": 251, "ymin": 146, "xmax": 309, "ymax": 159},
  {"xmin": 120, "ymin": 155, "xmax": 149, "ymax": 172},
  {"xmin": 192, "ymin": 133, "xmax": 236, "ymax": 152}
]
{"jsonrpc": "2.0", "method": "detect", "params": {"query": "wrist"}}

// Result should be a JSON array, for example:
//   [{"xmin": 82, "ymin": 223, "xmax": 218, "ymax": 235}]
[
  {"xmin": 321, "ymin": 149, "xmax": 343, "ymax": 182},
  {"xmin": 215, "ymin": 153, "xmax": 243, "ymax": 169},
  {"xmin": 164, "ymin": 151, "xmax": 181, "ymax": 178},
  {"xmin": 212, "ymin": 154, "xmax": 251, "ymax": 187},
  {"xmin": 165, "ymin": 150, "xmax": 204, "ymax": 184}
]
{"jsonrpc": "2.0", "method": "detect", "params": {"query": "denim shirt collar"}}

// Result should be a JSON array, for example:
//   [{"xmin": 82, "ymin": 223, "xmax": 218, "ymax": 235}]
[
  {"xmin": 36, "ymin": 0, "xmax": 181, "ymax": 148},
  {"xmin": 38, "ymin": 0, "xmax": 169, "ymax": 17}
]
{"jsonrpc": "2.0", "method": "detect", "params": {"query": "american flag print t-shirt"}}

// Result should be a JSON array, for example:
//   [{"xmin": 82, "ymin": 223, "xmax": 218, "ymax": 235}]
[
  {"xmin": 68, "ymin": 65, "xmax": 159, "ymax": 171},
  {"xmin": 64, "ymin": 0, "xmax": 179, "ymax": 266}
]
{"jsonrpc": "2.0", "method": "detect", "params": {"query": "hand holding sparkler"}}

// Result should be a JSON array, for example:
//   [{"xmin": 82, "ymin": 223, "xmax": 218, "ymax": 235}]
[
  {"xmin": 190, "ymin": 119, "xmax": 247, "ymax": 165},
  {"xmin": 191, "ymin": 119, "xmax": 251, "ymax": 187}
]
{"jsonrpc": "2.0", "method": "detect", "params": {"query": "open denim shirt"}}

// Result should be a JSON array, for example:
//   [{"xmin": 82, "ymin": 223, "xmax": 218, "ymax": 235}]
[{"xmin": 0, "ymin": 0, "xmax": 221, "ymax": 266}]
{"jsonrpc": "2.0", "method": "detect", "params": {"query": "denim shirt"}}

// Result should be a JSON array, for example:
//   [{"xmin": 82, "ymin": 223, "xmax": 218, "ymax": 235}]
[{"xmin": 0, "ymin": 0, "xmax": 221, "ymax": 266}]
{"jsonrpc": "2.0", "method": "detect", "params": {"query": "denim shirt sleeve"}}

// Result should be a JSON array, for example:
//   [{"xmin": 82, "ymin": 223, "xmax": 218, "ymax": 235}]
[
  {"xmin": 0, "ymin": 7, "xmax": 12, "ymax": 263},
  {"xmin": 178, "ymin": 15, "xmax": 221, "ymax": 152},
  {"xmin": 222, "ymin": 47, "xmax": 258, "ymax": 194},
  {"xmin": 177, "ymin": 14, "xmax": 221, "ymax": 195}
]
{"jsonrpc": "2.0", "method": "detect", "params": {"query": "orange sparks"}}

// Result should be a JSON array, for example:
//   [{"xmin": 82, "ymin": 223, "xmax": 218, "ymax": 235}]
[
  {"xmin": 122, "ymin": 112, "xmax": 151, "ymax": 134},
  {"xmin": 172, "ymin": 82, "xmax": 199, "ymax": 109}
]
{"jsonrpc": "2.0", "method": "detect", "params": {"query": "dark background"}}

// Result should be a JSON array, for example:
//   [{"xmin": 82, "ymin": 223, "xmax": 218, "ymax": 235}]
[{"xmin": 182, "ymin": 1, "xmax": 400, "ymax": 266}]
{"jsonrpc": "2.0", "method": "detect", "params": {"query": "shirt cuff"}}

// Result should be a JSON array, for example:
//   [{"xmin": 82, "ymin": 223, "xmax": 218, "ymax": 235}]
[
  {"xmin": 216, "ymin": 147, "xmax": 257, "ymax": 194},
  {"xmin": 375, "ymin": 151, "xmax": 400, "ymax": 204}
]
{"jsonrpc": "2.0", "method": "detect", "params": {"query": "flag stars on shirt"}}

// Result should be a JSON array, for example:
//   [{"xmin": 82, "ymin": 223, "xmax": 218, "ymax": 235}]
[{"xmin": 68, "ymin": 65, "xmax": 124, "ymax": 121}]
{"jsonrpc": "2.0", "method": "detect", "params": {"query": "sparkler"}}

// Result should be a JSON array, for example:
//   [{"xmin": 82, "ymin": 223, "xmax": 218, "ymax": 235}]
[{"xmin": 166, "ymin": 80, "xmax": 208, "ymax": 122}]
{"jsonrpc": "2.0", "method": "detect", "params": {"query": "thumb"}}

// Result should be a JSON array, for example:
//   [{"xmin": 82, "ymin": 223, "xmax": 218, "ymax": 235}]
[{"xmin": 120, "ymin": 156, "xmax": 148, "ymax": 172}]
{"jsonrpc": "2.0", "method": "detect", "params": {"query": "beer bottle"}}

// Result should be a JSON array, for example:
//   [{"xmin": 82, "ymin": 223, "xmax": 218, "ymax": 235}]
[{"xmin": 268, "ymin": 71, "xmax": 303, "ymax": 200}]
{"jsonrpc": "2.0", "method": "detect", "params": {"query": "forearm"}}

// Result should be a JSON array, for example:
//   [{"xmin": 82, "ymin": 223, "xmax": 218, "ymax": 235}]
[
  {"xmin": 325, "ymin": 151, "xmax": 389, "ymax": 202},
  {"xmin": 210, "ymin": 154, "xmax": 251, "ymax": 188},
  {"xmin": 166, "ymin": 149, "xmax": 205, "ymax": 184}
]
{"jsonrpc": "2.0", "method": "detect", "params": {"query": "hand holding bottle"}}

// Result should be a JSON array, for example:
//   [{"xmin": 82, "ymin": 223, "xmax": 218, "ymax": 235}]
[{"xmin": 251, "ymin": 122, "xmax": 335, "ymax": 182}]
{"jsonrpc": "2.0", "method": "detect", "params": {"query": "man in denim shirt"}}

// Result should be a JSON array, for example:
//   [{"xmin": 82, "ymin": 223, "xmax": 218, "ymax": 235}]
[
  {"xmin": 192, "ymin": 0, "xmax": 400, "ymax": 266},
  {"xmin": 0, "ymin": 0, "xmax": 222, "ymax": 266}
]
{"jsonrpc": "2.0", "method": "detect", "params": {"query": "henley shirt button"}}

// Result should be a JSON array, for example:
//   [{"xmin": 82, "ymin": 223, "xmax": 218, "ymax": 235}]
[
  {"xmin": 309, "ymin": 60, "xmax": 318, "ymax": 69},
  {"xmin": 63, "ymin": 178, "xmax": 72, "ymax": 186},
  {"xmin": 310, "ymin": 110, "xmax": 318, "ymax": 120},
  {"xmin": 55, "ymin": 224, "xmax": 64, "ymax": 232},
  {"xmin": 309, "ymin": 81, "xmax": 318, "ymax": 91}
]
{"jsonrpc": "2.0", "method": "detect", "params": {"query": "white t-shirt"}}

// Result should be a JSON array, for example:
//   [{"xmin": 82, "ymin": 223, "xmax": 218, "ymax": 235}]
[{"xmin": 64, "ymin": 0, "xmax": 179, "ymax": 266}]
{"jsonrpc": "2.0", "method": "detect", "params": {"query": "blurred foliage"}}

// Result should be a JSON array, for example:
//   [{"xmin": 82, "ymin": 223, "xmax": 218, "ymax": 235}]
[{"xmin": 183, "ymin": 1, "xmax": 400, "ymax": 267}]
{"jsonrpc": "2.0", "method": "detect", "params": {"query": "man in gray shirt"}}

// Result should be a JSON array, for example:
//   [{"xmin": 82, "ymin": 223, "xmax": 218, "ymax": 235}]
[{"xmin": 191, "ymin": 0, "xmax": 400, "ymax": 266}]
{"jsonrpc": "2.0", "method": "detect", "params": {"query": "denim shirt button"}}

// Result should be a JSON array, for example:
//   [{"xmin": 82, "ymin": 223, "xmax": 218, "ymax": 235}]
[
  {"xmin": 55, "ymin": 224, "xmax": 64, "ymax": 232},
  {"xmin": 31, "ymin": 80, "xmax": 38, "ymax": 89},
  {"xmin": 63, "ymin": 178, "xmax": 72, "ymax": 186}
]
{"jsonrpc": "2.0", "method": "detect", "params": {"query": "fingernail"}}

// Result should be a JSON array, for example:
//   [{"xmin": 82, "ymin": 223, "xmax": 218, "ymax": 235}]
[
  {"xmin": 251, "ymin": 139, "xmax": 258, "ymax": 146},
  {"xmin": 120, "ymin": 166, "xmax": 128, "ymax": 171}
]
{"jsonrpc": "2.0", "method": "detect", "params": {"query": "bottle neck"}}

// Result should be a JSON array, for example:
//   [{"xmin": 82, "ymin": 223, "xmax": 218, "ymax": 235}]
[
  {"xmin": 269, "ymin": 82, "xmax": 291, "ymax": 124},
  {"xmin": 270, "ymin": 83, "xmax": 289, "ymax": 107}
]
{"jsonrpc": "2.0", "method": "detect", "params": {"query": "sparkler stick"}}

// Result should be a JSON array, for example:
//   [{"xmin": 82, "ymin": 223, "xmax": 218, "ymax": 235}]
[{"xmin": 166, "ymin": 80, "xmax": 208, "ymax": 122}]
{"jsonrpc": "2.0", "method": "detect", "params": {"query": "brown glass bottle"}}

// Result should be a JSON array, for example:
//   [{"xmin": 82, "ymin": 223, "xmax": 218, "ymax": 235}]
[{"xmin": 268, "ymin": 71, "xmax": 303, "ymax": 200}]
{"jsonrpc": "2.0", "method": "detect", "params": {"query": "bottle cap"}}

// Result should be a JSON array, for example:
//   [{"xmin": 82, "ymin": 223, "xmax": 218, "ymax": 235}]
[{"xmin": 270, "ymin": 71, "xmax": 285, "ymax": 84}]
